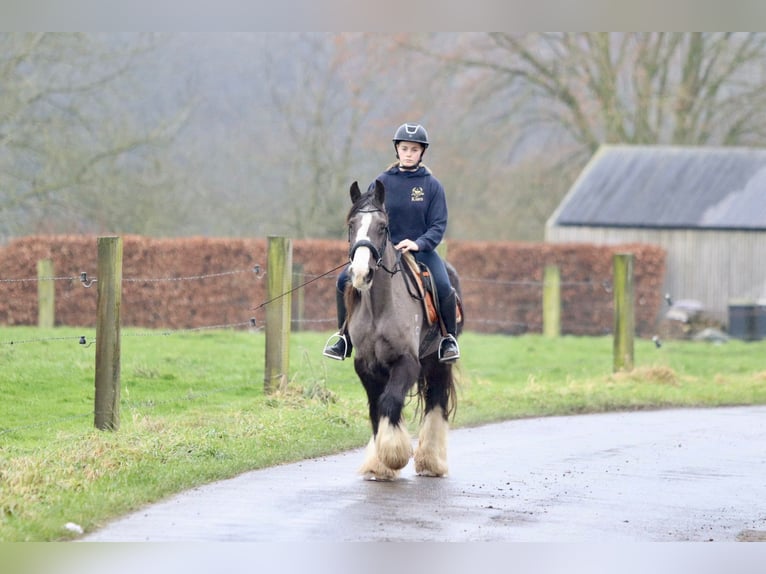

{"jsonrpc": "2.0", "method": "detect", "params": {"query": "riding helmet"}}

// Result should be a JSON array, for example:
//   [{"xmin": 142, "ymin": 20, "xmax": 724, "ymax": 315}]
[{"xmin": 392, "ymin": 123, "xmax": 429, "ymax": 148}]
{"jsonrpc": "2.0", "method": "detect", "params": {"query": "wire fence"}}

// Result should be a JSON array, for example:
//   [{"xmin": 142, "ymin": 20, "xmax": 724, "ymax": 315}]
[
  {"xmin": 0, "ymin": 243, "xmax": 657, "ymax": 438},
  {"xmin": 0, "ymin": 264, "xmax": 624, "ymax": 345}
]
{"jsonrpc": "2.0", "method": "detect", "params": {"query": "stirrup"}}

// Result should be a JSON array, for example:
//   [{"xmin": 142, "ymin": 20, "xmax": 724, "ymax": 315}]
[
  {"xmin": 438, "ymin": 334, "xmax": 460, "ymax": 363},
  {"xmin": 323, "ymin": 332, "xmax": 349, "ymax": 361}
]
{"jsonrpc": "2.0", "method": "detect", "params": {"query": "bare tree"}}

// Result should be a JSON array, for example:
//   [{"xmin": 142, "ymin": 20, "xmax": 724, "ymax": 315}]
[
  {"xmin": 260, "ymin": 33, "xmax": 459, "ymax": 239},
  {"xmin": 406, "ymin": 33, "xmax": 766, "ymax": 164},
  {"xmin": 370, "ymin": 33, "xmax": 766, "ymax": 241},
  {"xmin": 260, "ymin": 34, "xmax": 375, "ymax": 238},
  {"xmin": 0, "ymin": 33, "xmax": 193, "ymax": 240}
]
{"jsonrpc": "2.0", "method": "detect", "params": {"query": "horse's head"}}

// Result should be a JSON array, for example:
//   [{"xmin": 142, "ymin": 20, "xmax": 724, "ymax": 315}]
[{"xmin": 347, "ymin": 179, "xmax": 389, "ymax": 291}]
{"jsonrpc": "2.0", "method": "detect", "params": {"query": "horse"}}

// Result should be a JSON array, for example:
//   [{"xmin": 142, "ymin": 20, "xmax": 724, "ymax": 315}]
[{"xmin": 344, "ymin": 179, "xmax": 462, "ymax": 480}]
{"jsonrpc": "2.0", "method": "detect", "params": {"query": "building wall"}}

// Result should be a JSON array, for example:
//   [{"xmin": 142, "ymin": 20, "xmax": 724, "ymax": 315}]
[{"xmin": 545, "ymin": 226, "xmax": 766, "ymax": 324}]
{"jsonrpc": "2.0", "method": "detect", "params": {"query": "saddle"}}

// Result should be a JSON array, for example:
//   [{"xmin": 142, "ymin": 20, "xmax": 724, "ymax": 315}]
[{"xmin": 400, "ymin": 252, "xmax": 463, "ymax": 328}]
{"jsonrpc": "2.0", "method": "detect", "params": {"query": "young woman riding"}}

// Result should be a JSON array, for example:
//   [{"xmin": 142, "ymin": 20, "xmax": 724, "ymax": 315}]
[{"xmin": 323, "ymin": 122, "xmax": 460, "ymax": 363}]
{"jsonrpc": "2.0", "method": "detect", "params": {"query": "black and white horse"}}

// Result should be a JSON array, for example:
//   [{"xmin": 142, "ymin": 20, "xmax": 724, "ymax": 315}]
[{"xmin": 344, "ymin": 180, "xmax": 462, "ymax": 480}]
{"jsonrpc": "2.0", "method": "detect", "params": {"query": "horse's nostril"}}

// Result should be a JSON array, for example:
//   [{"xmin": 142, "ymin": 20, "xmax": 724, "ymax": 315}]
[{"xmin": 350, "ymin": 265, "xmax": 374, "ymax": 290}]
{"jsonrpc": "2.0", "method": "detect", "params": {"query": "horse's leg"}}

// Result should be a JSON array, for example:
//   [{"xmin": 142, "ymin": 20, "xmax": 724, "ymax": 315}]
[
  {"xmin": 414, "ymin": 359, "xmax": 452, "ymax": 477},
  {"xmin": 374, "ymin": 354, "xmax": 418, "ymax": 472},
  {"xmin": 356, "ymin": 365, "xmax": 400, "ymax": 481}
]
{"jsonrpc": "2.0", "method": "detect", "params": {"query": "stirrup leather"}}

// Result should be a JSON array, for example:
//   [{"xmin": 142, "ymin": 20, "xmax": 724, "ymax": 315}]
[{"xmin": 322, "ymin": 332, "xmax": 349, "ymax": 360}]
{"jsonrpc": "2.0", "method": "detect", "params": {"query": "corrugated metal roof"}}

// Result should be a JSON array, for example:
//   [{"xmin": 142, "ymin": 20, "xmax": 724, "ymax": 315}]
[{"xmin": 550, "ymin": 145, "xmax": 766, "ymax": 230}]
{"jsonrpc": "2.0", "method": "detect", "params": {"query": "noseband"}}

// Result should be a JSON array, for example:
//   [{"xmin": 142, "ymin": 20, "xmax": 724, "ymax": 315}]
[
  {"xmin": 349, "ymin": 238, "xmax": 385, "ymax": 265},
  {"xmin": 348, "ymin": 208, "xmax": 399, "ymax": 275}
]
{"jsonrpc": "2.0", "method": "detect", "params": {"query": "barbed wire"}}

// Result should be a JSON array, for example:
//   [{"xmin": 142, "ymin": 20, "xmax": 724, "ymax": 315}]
[
  {"xmin": 0, "ymin": 257, "xmax": 622, "ymax": 349},
  {"xmin": 120, "ymin": 319, "xmax": 262, "ymax": 339},
  {"xmin": 1, "ymin": 267, "xmax": 612, "ymax": 290},
  {"xmin": 0, "ymin": 313, "xmax": 613, "ymax": 348},
  {"xmin": 0, "ymin": 318, "xmax": 262, "ymax": 347},
  {"xmin": 0, "ymin": 334, "xmax": 87, "ymax": 346},
  {"xmin": 292, "ymin": 317, "xmax": 335, "ymax": 325},
  {"xmin": 0, "ymin": 265, "xmax": 265, "ymax": 287},
  {"xmin": 122, "ymin": 267, "xmax": 263, "ymax": 283},
  {"xmin": 0, "ymin": 275, "xmax": 81, "ymax": 283},
  {"xmin": 460, "ymin": 276, "xmax": 612, "ymax": 291}
]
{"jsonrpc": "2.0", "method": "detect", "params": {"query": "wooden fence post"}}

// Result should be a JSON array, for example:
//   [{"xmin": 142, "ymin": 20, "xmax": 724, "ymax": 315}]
[
  {"xmin": 291, "ymin": 263, "xmax": 304, "ymax": 332},
  {"xmin": 613, "ymin": 253, "xmax": 634, "ymax": 372},
  {"xmin": 37, "ymin": 259, "xmax": 55, "ymax": 328},
  {"xmin": 264, "ymin": 236, "xmax": 292, "ymax": 394},
  {"xmin": 94, "ymin": 236, "xmax": 123, "ymax": 431},
  {"xmin": 543, "ymin": 264, "xmax": 560, "ymax": 338}
]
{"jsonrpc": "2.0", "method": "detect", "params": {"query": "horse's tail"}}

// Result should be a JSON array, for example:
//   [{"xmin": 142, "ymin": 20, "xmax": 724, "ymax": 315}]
[
  {"xmin": 416, "ymin": 361, "xmax": 459, "ymax": 423},
  {"xmin": 443, "ymin": 365, "xmax": 459, "ymax": 421},
  {"xmin": 413, "ymin": 259, "xmax": 461, "ymax": 422},
  {"xmin": 445, "ymin": 260, "xmax": 464, "ymax": 336}
]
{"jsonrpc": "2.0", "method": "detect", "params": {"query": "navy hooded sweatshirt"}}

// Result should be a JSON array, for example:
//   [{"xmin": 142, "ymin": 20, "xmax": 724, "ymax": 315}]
[{"xmin": 368, "ymin": 164, "xmax": 448, "ymax": 253}]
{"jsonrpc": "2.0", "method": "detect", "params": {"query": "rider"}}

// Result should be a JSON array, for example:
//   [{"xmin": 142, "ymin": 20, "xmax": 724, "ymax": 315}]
[{"xmin": 323, "ymin": 122, "xmax": 460, "ymax": 363}]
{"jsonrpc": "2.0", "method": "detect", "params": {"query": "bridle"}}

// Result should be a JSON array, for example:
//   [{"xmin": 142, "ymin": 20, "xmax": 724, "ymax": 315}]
[{"xmin": 348, "ymin": 208, "xmax": 400, "ymax": 276}]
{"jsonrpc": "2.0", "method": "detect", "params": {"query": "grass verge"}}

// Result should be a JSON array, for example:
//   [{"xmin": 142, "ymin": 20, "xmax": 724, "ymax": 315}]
[{"xmin": 1, "ymin": 327, "xmax": 765, "ymax": 541}]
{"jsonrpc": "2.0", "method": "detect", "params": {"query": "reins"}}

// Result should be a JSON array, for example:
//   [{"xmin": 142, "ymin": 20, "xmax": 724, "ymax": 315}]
[{"xmin": 249, "ymin": 261, "xmax": 348, "ymax": 312}]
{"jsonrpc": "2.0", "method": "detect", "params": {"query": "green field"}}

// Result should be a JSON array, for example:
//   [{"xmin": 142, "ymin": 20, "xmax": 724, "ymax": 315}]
[{"xmin": 1, "ymin": 326, "xmax": 765, "ymax": 541}]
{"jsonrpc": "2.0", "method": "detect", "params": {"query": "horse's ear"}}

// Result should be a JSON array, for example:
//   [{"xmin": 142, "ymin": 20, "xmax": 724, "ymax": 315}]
[
  {"xmin": 350, "ymin": 181, "xmax": 361, "ymax": 204},
  {"xmin": 373, "ymin": 179, "xmax": 385, "ymax": 206}
]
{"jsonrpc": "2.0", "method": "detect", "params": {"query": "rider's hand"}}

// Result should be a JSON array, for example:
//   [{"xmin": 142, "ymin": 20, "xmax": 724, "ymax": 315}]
[{"xmin": 395, "ymin": 239, "xmax": 419, "ymax": 253}]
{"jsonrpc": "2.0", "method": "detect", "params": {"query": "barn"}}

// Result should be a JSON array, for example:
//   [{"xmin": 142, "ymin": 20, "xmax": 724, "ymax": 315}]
[{"xmin": 545, "ymin": 144, "xmax": 766, "ymax": 329}]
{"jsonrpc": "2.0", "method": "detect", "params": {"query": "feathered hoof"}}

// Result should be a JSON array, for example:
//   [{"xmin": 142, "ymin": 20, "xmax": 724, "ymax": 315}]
[
  {"xmin": 414, "ymin": 407, "xmax": 449, "ymax": 477},
  {"xmin": 358, "ymin": 436, "xmax": 400, "ymax": 481},
  {"xmin": 360, "ymin": 469, "xmax": 400, "ymax": 482},
  {"xmin": 375, "ymin": 417, "xmax": 413, "ymax": 471},
  {"xmin": 414, "ymin": 450, "xmax": 448, "ymax": 477}
]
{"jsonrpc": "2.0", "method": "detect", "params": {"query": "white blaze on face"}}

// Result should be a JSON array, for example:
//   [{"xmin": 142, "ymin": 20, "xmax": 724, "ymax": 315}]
[{"xmin": 350, "ymin": 212, "xmax": 373, "ymax": 289}]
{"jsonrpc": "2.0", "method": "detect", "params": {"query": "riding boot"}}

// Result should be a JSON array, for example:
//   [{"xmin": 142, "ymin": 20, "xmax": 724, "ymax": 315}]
[
  {"xmin": 438, "ymin": 289, "xmax": 460, "ymax": 363},
  {"xmin": 323, "ymin": 288, "xmax": 352, "ymax": 360}
]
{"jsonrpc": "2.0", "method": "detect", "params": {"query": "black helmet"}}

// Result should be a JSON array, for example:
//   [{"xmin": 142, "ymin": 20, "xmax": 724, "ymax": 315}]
[{"xmin": 392, "ymin": 123, "xmax": 429, "ymax": 148}]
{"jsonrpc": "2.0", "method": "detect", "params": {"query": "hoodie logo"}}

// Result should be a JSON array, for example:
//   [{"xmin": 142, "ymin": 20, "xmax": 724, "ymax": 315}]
[{"xmin": 411, "ymin": 187, "xmax": 424, "ymax": 202}]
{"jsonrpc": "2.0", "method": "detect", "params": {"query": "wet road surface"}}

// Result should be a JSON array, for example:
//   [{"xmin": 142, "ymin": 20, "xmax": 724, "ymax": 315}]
[{"xmin": 83, "ymin": 406, "xmax": 766, "ymax": 542}]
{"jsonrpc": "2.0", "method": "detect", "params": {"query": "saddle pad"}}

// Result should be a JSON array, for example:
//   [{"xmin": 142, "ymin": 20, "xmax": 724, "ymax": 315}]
[{"xmin": 401, "ymin": 252, "xmax": 439, "ymax": 324}]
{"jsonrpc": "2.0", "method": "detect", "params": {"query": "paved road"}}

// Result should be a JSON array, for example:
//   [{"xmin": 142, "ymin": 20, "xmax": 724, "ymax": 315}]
[{"xmin": 83, "ymin": 406, "xmax": 766, "ymax": 542}]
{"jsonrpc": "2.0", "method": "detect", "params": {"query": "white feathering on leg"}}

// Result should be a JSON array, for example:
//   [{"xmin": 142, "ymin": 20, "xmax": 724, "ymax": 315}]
[
  {"xmin": 358, "ymin": 435, "xmax": 399, "ymax": 481},
  {"xmin": 375, "ymin": 417, "xmax": 413, "ymax": 471},
  {"xmin": 414, "ymin": 406, "xmax": 449, "ymax": 477}
]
